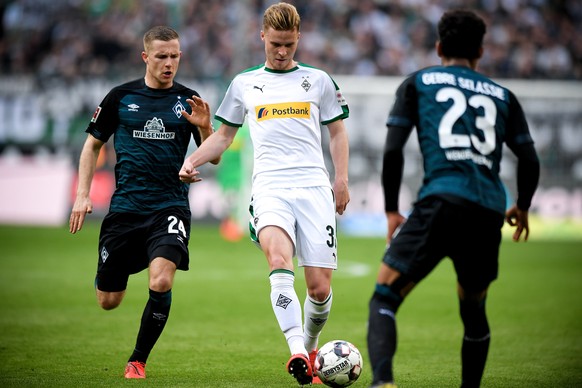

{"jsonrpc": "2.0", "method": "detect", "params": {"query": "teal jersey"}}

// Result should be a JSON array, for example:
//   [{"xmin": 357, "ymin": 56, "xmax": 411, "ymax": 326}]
[
  {"xmin": 387, "ymin": 66, "xmax": 534, "ymax": 214},
  {"xmin": 86, "ymin": 78, "xmax": 202, "ymax": 214}
]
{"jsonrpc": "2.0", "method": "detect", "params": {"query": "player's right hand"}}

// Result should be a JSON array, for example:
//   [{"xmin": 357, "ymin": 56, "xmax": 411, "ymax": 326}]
[
  {"xmin": 69, "ymin": 197, "xmax": 92, "ymax": 234},
  {"xmin": 179, "ymin": 161, "xmax": 202, "ymax": 184}
]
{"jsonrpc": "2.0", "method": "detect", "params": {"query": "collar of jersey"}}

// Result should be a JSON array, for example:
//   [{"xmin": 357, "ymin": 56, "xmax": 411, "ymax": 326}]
[{"xmin": 264, "ymin": 65, "xmax": 299, "ymax": 74}]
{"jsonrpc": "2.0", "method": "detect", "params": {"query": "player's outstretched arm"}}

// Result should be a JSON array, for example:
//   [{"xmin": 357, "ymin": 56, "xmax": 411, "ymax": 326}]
[
  {"xmin": 69, "ymin": 135, "xmax": 104, "ymax": 234},
  {"xmin": 505, "ymin": 205, "xmax": 530, "ymax": 242},
  {"xmin": 179, "ymin": 123, "xmax": 238, "ymax": 184}
]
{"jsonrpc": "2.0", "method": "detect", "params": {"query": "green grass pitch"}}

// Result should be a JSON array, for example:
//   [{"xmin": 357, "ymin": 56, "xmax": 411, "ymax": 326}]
[{"xmin": 0, "ymin": 223, "xmax": 580, "ymax": 387}]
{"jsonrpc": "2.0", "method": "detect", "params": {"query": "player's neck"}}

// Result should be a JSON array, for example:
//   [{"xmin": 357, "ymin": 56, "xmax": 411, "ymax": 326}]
[
  {"xmin": 144, "ymin": 76, "xmax": 173, "ymax": 90},
  {"xmin": 441, "ymin": 57, "xmax": 478, "ymax": 70}
]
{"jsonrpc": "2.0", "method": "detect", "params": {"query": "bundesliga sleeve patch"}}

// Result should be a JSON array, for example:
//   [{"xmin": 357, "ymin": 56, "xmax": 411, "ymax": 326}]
[
  {"xmin": 91, "ymin": 106, "xmax": 102, "ymax": 123},
  {"xmin": 336, "ymin": 91, "xmax": 346, "ymax": 105}
]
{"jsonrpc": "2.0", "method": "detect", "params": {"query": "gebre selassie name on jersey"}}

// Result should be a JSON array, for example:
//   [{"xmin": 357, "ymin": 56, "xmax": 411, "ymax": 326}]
[
  {"xmin": 256, "ymin": 102, "xmax": 310, "ymax": 121},
  {"xmin": 422, "ymin": 72, "xmax": 505, "ymax": 101}
]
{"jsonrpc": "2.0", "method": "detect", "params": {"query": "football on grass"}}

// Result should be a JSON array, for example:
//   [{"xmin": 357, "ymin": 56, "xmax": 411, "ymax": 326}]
[{"xmin": 314, "ymin": 340, "xmax": 363, "ymax": 387}]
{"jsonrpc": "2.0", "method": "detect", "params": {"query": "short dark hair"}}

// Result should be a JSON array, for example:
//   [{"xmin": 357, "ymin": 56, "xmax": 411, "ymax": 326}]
[
  {"xmin": 438, "ymin": 10, "xmax": 486, "ymax": 60},
  {"xmin": 143, "ymin": 26, "xmax": 179, "ymax": 52}
]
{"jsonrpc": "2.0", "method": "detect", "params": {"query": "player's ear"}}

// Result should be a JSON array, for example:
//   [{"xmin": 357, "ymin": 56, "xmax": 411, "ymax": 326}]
[
  {"xmin": 436, "ymin": 41, "xmax": 443, "ymax": 57},
  {"xmin": 141, "ymin": 51, "xmax": 148, "ymax": 64}
]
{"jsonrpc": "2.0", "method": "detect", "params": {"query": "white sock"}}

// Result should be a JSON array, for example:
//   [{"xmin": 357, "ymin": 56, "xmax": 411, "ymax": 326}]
[
  {"xmin": 304, "ymin": 289, "xmax": 333, "ymax": 353},
  {"xmin": 269, "ymin": 270, "xmax": 307, "ymax": 356}
]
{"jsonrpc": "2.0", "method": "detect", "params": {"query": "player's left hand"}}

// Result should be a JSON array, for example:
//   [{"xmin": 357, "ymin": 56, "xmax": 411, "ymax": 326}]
[
  {"xmin": 333, "ymin": 179, "xmax": 350, "ymax": 215},
  {"xmin": 182, "ymin": 95, "xmax": 212, "ymax": 134},
  {"xmin": 386, "ymin": 211, "xmax": 406, "ymax": 243},
  {"xmin": 505, "ymin": 204, "xmax": 530, "ymax": 242}
]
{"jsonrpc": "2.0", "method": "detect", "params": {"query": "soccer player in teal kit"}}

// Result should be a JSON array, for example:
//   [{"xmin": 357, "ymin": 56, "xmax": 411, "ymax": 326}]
[
  {"xmin": 69, "ymin": 26, "xmax": 218, "ymax": 379},
  {"xmin": 366, "ymin": 10, "xmax": 540, "ymax": 388}
]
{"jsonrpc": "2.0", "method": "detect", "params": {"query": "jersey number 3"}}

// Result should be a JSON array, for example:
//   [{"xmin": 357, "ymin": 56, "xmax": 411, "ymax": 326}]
[{"xmin": 436, "ymin": 87, "xmax": 497, "ymax": 155}]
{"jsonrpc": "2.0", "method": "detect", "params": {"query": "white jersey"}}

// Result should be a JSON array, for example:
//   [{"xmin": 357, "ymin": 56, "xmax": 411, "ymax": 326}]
[{"xmin": 215, "ymin": 63, "xmax": 349, "ymax": 193}]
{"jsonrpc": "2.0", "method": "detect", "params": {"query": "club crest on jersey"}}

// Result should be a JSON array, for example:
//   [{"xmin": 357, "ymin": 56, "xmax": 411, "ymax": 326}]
[
  {"xmin": 133, "ymin": 117, "xmax": 175, "ymax": 139},
  {"xmin": 255, "ymin": 102, "xmax": 310, "ymax": 122},
  {"xmin": 173, "ymin": 100, "xmax": 185, "ymax": 118},
  {"xmin": 301, "ymin": 76, "xmax": 311, "ymax": 92}
]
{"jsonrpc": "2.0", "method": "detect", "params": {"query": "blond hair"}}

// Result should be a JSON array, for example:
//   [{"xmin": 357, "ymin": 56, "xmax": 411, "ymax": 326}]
[
  {"xmin": 263, "ymin": 2, "xmax": 301, "ymax": 31},
  {"xmin": 143, "ymin": 26, "xmax": 179, "ymax": 52}
]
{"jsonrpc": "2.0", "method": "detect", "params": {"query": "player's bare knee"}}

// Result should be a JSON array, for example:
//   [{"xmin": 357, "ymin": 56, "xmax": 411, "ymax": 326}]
[
  {"xmin": 99, "ymin": 300, "xmax": 118, "ymax": 310},
  {"xmin": 97, "ymin": 293, "xmax": 122, "ymax": 310},
  {"xmin": 308, "ymin": 284, "xmax": 331, "ymax": 302},
  {"xmin": 149, "ymin": 275, "xmax": 173, "ymax": 293}
]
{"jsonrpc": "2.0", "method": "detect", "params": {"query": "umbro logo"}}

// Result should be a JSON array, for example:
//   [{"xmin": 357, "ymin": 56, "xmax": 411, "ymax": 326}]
[
  {"xmin": 128, "ymin": 103, "xmax": 139, "ymax": 112},
  {"xmin": 153, "ymin": 313, "xmax": 167, "ymax": 321},
  {"xmin": 379, "ymin": 308, "xmax": 395, "ymax": 319}
]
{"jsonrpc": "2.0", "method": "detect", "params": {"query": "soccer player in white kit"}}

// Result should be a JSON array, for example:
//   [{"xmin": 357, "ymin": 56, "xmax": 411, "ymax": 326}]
[{"xmin": 179, "ymin": 2, "xmax": 350, "ymax": 385}]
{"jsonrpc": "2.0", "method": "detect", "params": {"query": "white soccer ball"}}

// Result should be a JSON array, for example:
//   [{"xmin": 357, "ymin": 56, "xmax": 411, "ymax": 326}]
[{"xmin": 314, "ymin": 340, "xmax": 363, "ymax": 387}]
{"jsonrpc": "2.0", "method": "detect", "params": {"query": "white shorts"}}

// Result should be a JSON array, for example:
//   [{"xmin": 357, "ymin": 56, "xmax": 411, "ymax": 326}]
[{"xmin": 249, "ymin": 186, "xmax": 338, "ymax": 269}]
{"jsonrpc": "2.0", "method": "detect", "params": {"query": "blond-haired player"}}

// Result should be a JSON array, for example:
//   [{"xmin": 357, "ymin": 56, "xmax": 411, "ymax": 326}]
[{"xmin": 179, "ymin": 2, "xmax": 350, "ymax": 385}]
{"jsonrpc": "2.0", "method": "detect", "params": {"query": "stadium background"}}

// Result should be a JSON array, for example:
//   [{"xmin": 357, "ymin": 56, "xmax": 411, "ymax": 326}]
[{"xmin": 0, "ymin": 0, "xmax": 581, "ymax": 240}]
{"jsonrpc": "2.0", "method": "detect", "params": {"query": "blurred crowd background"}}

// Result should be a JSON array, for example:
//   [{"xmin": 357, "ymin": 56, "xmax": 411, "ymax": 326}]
[
  {"xmin": 0, "ymin": 0, "xmax": 580, "ymax": 234},
  {"xmin": 1, "ymin": 0, "xmax": 581, "ymax": 84}
]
